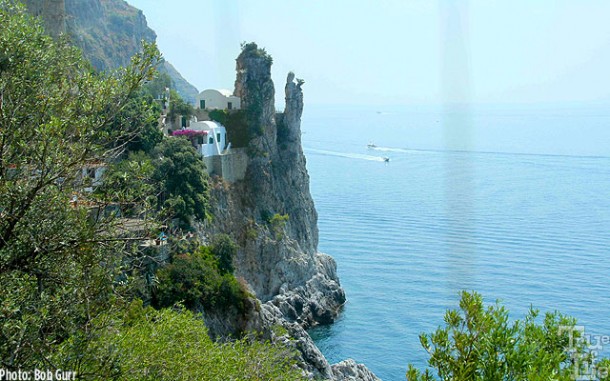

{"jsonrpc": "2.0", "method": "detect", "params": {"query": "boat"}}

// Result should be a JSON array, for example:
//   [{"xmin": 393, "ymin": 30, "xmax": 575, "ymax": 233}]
[
  {"xmin": 367, "ymin": 142, "xmax": 377, "ymax": 149},
  {"xmin": 383, "ymin": 157, "xmax": 390, "ymax": 162}
]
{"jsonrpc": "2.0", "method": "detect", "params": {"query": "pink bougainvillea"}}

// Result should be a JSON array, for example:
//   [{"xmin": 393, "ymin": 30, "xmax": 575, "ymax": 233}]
[{"xmin": 172, "ymin": 129, "xmax": 208, "ymax": 137}]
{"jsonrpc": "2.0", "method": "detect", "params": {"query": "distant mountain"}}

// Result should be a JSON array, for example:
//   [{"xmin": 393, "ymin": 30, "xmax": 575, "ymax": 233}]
[
  {"xmin": 158, "ymin": 61, "xmax": 199, "ymax": 105},
  {"xmin": 23, "ymin": 0, "xmax": 199, "ymax": 103}
]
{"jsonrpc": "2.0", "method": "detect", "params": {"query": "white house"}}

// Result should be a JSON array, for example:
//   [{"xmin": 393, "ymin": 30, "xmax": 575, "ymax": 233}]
[
  {"xmin": 171, "ymin": 119, "xmax": 247, "ymax": 182},
  {"xmin": 186, "ymin": 120, "xmax": 229, "ymax": 157},
  {"xmin": 195, "ymin": 89, "xmax": 241, "ymax": 111}
]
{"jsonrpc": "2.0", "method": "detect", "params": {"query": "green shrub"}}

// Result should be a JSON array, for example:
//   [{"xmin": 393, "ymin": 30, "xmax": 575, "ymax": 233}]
[
  {"xmin": 208, "ymin": 109, "xmax": 228, "ymax": 125},
  {"xmin": 239, "ymin": 41, "xmax": 273, "ymax": 65},
  {"xmin": 167, "ymin": 89, "xmax": 193, "ymax": 124},
  {"xmin": 210, "ymin": 234, "xmax": 237, "ymax": 274},
  {"xmin": 227, "ymin": 110, "xmax": 250, "ymax": 148},
  {"xmin": 209, "ymin": 109, "xmax": 251, "ymax": 148},
  {"xmin": 153, "ymin": 246, "xmax": 248, "ymax": 313},
  {"xmin": 271, "ymin": 324, "xmax": 289, "ymax": 338},
  {"xmin": 152, "ymin": 137, "xmax": 210, "ymax": 226},
  {"xmin": 58, "ymin": 301, "xmax": 306, "ymax": 380},
  {"xmin": 269, "ymin": 213, "xmax": 289, "ymax": 240},
  {"xmin": 406, "ymin": 291, "xmax": 607, "ymax": 381}
]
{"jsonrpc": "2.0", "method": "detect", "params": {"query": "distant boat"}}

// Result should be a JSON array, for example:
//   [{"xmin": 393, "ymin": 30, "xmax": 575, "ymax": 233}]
[
  {"xmin": 383, "ymin": 157, "xmax": 390, "ymax": 162},
  {"xmin": 367, "ymin": 143, "xmax": 377, "ymax": 149}
]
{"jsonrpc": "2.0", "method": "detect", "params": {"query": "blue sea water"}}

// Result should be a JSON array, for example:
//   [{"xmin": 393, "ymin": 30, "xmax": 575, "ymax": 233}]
[{"xmin": 301, "ymin": 104, "xmax": 610, "ymax": 380}]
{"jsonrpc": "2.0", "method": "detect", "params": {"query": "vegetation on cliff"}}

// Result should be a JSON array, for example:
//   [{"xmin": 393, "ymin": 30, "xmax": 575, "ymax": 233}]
[
  {"xmin": 0, "ymin": 3, "xmax": 306, "ymax": 379},
  {"xmin": 209, "ymin": 108, "xmax": 250, "ymax": 148},
  {"xmin": 153, "ymin": 237, "xmax": 248, "ymax": 314}
]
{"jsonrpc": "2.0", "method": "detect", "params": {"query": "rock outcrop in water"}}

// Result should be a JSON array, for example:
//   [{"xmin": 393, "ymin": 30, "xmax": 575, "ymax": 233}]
[{"xmin": 207, "ymin": 43, "xmax": 379, "ymax": 380}]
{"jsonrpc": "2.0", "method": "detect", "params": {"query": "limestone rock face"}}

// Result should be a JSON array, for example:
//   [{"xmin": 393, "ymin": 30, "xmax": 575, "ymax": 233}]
[
  {"xmin": 65, "ymin": 0, "xmax": 156, "ymax": 71},
  {"xmin": 209, "ymin": 43, "xmax": 378, "ymax": 380},
  {"xmin": 23, "ymin": 0, "xmax": 66, "ymax": 37},
  {"xmin": 332, "ymin": 360, "xmax": 382, "ymax": 381},
  {"xmin": 215, "ymin": 42, "xmax": 339, "ymax": 310},
  {"xmin": 24, "ymin": 0, "xmax": 198, "ymax": 103}
]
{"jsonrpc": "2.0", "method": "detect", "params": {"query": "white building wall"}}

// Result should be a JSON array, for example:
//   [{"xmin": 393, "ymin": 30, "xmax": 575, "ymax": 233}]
[
  {"xmin": 189, "ymin": 120, "xmax": 228, "ymax": 157},
  {"xmin": 195, "ymin": 89, "xmax": 241, "ymax": 110},
  {"xmin": 226, "ymin": 95, "xmax": 241, "ymax": 110}
]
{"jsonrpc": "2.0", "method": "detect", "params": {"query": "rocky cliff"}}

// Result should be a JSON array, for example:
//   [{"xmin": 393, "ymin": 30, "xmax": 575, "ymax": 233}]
[
  {"xmin": 22, "ymin": 0, "xmax": 65, "ymax": 36},
  {"xmin": 207, "ymin": 43, "xmax": 379, "ymax": 380},
  {"xmin": 23, "ymin": 0, "xmax": 198, "ymax": 103}
]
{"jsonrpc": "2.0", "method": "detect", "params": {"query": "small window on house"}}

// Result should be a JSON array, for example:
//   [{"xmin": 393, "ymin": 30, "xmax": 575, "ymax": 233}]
[
  {"xmin": 227, "ymin": 102, "xmax": 233, "ymax": 110},
  {"xmin": 209, "ymin": 137, "xmax": 214, "ymax": 144},
  {"xmin": 200, "ymin": 99, "xmax": 205, "ymax": 109},
  {"xmin": 216, "ymin": 133, "xmax": 221, "ymax": 142},
  {"xmin": 197, "ymin": 136, "xmax": 204, "ymax": 145}
]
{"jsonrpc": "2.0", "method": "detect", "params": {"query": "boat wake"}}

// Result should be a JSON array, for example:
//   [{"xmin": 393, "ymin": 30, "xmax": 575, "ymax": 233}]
[
  {"xmin": 367, "ymin": 145, "xmax": 428, "ymax": 154},
  {"xmin": 305, "ymin": 148, "xmax": 388, "ymax": 162}
]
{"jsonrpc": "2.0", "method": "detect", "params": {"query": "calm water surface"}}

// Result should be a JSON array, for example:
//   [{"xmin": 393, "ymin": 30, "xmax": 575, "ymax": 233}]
[{"xmin": 302, "ymin": 105, "xmax": 610, "ymax": 380}]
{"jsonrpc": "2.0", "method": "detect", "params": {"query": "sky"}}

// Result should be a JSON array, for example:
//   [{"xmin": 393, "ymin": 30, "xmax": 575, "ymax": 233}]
[{"xmin": 127, "ymin": 0, "xmax": 610, "ymax": 107}]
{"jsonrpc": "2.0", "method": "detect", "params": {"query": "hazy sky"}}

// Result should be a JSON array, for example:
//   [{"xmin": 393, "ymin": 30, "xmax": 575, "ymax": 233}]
[{"xmin": 127, "ymin": 0, "xmax": 610, "ymax": 106}]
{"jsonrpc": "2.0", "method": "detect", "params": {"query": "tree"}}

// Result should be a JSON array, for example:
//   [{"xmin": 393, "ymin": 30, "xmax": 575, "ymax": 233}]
[
  {"xmin": 0, "ymin": 1, "xmax": 161, "ymax": 369},
  {"xmin": 153, "ymin": 245, "xmax": 248, "ymax": 313},
  {"xmin": 94, "ymin": 151, "xmax": 157, "ymax": 217},
  {"xmin": 152, "ymin": 137, "xmax": 209, "ymax": 226},
  {"xmin": 210, "ymin": 233, "xmax": 237, "ymax": 274},
  {"xmin": 406, "ymin": 291, "xmax": 607, "ymax": 381},
  {"xmin": 117, "ymin": 90, "xmax": 164, "ymax": 154},
  {"xmin": 167, "ymin": 89, "xmax": 193, "ymax": 127},
  {"xmin": 142, "ymin": 71, "xmax": 171, "ymax": 101}
]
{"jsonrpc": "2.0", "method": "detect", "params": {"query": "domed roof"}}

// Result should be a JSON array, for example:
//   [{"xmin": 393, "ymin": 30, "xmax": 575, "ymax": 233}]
[{"xmin": 200, "ymin": 89, "xmax": 234, "ymax": 97}]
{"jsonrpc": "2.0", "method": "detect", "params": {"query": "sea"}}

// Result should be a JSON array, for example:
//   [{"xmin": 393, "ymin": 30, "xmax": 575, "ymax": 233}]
[{"xmin": 300, "ymin": 104, "xmax": 610, "ymax": 380}]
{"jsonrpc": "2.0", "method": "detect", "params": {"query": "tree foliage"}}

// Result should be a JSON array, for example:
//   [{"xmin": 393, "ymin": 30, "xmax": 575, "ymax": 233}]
[
  {"xmin": 167, "ymin": 89, "xmax": 193, "ymax": 126},
  {"xmin": 210, "ymin": 233, "xmax": 237, "ymax": 274},
  {"xmin": 0, "ymin": 1, "xmax": 161, "ymax": 369},
  {"xmin": 152, "ymin": 137, "xmax": 209, "ymax": 226},
  {"xmin": 58, "ymin": 301, "xmax": 306, "ymax": 381},
  {"xmin": 209, "ymin": 108, "xmax": 249, "ymax": 148},
  {"xmin": 94, "ymin": 151, "xmax": 157, "ymax": 217},
  {"xmin": 153, "ymin": 243, "xmax": 247, "ymax": 313},
  {"xmin": 117, "ymin": 90, "xmax": 164, "ymax": 154},
  {"xmin": 142, "ymin": 71, "xmax": 171, "ymax": 101},
  {"xmin": 407, "ymin": 291, "xmax": 608, "ymax": 381}
]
